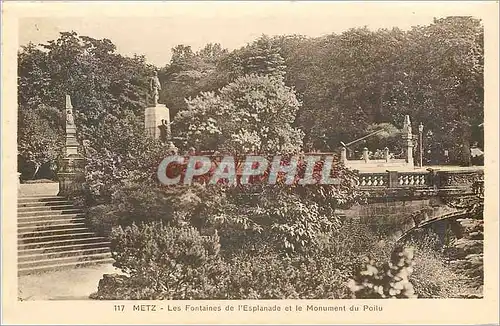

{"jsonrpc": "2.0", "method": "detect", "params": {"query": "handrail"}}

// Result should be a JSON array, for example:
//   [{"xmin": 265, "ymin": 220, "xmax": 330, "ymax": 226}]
[{"xmin": 340, "ymin": 129, "xmax": 387, "ymax": 148}]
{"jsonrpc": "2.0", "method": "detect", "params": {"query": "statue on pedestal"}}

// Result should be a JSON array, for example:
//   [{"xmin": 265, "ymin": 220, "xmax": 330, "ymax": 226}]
[{"xmin": 149, "ymin": 70, "xmax": 162, "ymax": 106}]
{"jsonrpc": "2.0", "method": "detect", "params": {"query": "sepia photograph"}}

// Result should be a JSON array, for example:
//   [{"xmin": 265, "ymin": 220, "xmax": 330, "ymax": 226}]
[{"xmin": 2, "ymin": 1, "xmax": 499, "ymax": 325}]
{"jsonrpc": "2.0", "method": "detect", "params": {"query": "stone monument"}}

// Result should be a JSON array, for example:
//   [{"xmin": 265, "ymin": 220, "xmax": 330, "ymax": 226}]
[
  {"xmin": 402, "ymin": 114, "xmax": 414, "ymax": 167},
  {"xmin": 58, "ymin": 95, "xmax": 85, "ymax": 197},
  {"xmin": 145, "ymin": 70, "xmax": 171, "ymax": 141}
]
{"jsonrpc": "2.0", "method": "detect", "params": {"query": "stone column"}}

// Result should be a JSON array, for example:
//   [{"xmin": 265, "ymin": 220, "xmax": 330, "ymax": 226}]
[
  {"xmin": 340, "ymin": 147, "xmax": 347, "ymax": 165},
  {"xmin": 387, "ymin": 170, "xmax": 399, "ymax": 188},
  {"xmin": 384, "ymin": 147, "xmax": 390, "ymax": 162},
  {"xmin": 402, "ymin": 115, "xmax": 414, "ymax": 167},
  {"xmin": 58, "ymin": 95, "xmax": 85, "ymax": 198}
]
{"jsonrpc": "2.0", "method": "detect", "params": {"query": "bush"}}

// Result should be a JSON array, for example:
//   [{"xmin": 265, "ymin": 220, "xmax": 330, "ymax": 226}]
[
  {"xmin": 103, "ymin": 222, "xmax": 224, "ymax": 300},
  {"xmin": 86, "ymin": 204, "xmax": 120, "ymax": 237},
  {"xmin": 85, "ymin": 182, "xmax": 228, "ymax": 238},
  {"xmin": 410, "ymin": 245, "xmax": 473, "ymax": 298},
  {"xmin": 348, "ymin": 246, "xmax": 417, "ymax": 299},
  {"xmin": 94, "ymin": 218, "xmax": 394, "ymax": 300},
  {"xmin": 218, "ymin": 253, "xmax": 350, "ymax": 299}
]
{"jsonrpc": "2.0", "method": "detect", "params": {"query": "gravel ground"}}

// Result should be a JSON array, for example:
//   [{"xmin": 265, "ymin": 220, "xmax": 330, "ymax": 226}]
[{"xmin": 18, "ymin": 263, "xmax": 122, "ymax": 300}]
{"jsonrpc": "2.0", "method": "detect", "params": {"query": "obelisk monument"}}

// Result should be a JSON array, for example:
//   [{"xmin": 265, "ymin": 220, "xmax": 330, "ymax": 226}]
[{"xmin": 58, "ymin": 95, "xmax": 85, "ymax": 197}]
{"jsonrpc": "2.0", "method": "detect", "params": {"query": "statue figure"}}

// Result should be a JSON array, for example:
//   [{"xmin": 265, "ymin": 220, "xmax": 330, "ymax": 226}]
[
  {"xmin": 159, "ymin": 119, "xmax": 171, "ymax": 142},
  {"xmin": 403, "ymin": 115, "xmax": 412, "ymax": 136},
  {"xmin": 149, "ymin": 70, "xmax": 162, "ymax": 106},
  {"xmin": 66, "ymin": 108, "xmax": 75, "ymax": 126},
  {"xmin": 65, "ymin": 95, "xmax": 75, "ymax": 126}
]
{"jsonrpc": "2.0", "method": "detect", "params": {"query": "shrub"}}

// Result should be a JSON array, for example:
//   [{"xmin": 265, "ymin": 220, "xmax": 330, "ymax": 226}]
[
  {"xmin": 410, "ymin": 245, "xmax": 472, "ymax": 298},
  {"xmin": 96, "ymin": 217, "xmax": 393, "ymax": 300},
  {"xmin": 348, "ymin": 246, "xmax": 417, "ymax": 299},
  {"xmin": 86, "ymin": 204, "xmax": 120, "ymax": 237},
  {"xmin": 102, "ymin": 222, "xmax": 224, "ymax": 300},
  {"xmin": 218, "ymin": 253, "xmax": 350, "ymax": 299},
  {"xmin": 84, "ymin": 182, "xmax": 228, "ymax": 238}
]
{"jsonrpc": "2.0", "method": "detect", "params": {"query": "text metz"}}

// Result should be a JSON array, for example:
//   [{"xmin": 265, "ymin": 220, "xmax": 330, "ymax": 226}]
[{"xmin": 133, "ymin": 304, "xmax": 157, "ymax": 312}]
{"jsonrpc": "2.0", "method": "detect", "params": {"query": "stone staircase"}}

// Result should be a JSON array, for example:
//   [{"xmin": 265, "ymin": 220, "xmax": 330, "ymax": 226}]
[{"xmin": 18, "ymin": 195, "xmax": 113, "ymax": 275}]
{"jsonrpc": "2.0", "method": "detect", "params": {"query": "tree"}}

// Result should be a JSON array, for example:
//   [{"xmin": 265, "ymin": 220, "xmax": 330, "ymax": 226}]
[
  {"xmin": 17, "ymin": 105, "xmax": 63, "ymax": 179},
  {"xmin": 159, "ymin": 43, "xmax": 228, "ymax": 118},
  {"xmin": 18, "ymin": 32, "xmax": 155, "ymax": 181},
  {"xmin": 173, "ymin": 74, "xmax": 304, "ymax": 154},
  {"xmin": 394, "ymin": 17, "xmax": 484, "ymax": 165},
  {"xmin": 216, "ymin": 34, "xmax": 287, "ymax": 85}
]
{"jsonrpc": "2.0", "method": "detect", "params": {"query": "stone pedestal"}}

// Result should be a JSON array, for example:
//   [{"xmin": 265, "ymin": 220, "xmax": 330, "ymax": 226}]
[
  {"xmin": 58, "ymin": 154, "xmax": 85, "ymax": 198},
  {"xmin": 145, "ymin": 104, "xmax": 170, "ymax": 141},
  {"xmin": 340, "ymin": 147, "xmax": 347, "ymax": 165}
]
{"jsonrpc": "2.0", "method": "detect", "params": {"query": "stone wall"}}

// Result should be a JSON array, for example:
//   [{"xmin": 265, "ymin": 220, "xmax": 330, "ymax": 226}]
[{"xmin": 340, "ymin": 196, "xmax": 458, "ymax": 239}]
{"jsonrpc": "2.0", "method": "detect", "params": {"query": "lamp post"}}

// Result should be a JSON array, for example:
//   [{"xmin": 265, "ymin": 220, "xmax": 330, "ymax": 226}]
[{"xmin": 418, "ymin": 122, "xmax": 424, "ymax": 167}]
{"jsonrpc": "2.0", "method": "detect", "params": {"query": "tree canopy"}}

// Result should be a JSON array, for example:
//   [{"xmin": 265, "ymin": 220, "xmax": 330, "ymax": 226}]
[{"xmin": 18, "ymin": 16, "xmax": 484, "ymax": 180}]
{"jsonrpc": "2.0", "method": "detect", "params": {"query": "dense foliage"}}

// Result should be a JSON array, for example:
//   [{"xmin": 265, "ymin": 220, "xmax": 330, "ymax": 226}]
[
  {"xmin": 17, "ymin": 17, "xmax": 484, "ymax": 300},
  {"xmin": 18, "ymin": 32, "xmax": 157, "ymax": 182},
  {"xmin": 162, "ymin": 17, "xmax": 483, "ymax": 163},
  {"xmin": 18, "ymin": 17, "xmax": 483, "ymax": 179},
  {"xmin": 173, "ymin": 74, "xmax": 303, "ymax": 154},
  {"xmin": 348, "ymin": 246, "xmax": 417, "ymax": 299}
]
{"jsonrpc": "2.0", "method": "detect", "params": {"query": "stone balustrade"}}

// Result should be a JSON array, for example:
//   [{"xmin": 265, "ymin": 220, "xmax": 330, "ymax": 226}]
[{"xmin": 356, "ymin": 167, "xmax": 484, "ymax": 197}]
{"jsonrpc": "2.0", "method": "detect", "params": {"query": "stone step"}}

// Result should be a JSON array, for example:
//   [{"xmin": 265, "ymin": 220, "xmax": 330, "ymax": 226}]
[
  {"xmin": 18, "ymin": 217, "xmax": 87, "ymax": 229},
  {"xmin": 19, "ymin": 237, "xmax": 110, "ymax": 251},
  {"xmin": 18, "ymin": 257, "xmax": 115, "ymax": 276},
  {"xmin": 17, "ymin": 200, "xmax": 73, "ymax": 208},
  {"xmin": 17, "ymin": 204, "xmax": 76, "ymax": 212},
  {"xmin": 18, "ymin": 247, "xmax": 111, "ymax": 263},
  {"xmin": 18, "ymin": 209, "xmax": 83, "ymax": 218},
  {"xmin": 18, "ymin": 227, "xmax": 90, "ymax": 238},
  {"xmin": 18, "ymin": 213, "xmax": 84, "ymax": 223},
  {"xmin": 19, "ymin": 252, "xmax": 113, "ymax": 269},
  {"xmin": 18, "ymin": 196, "xmax": 67, "ymax": 204},
  {"xmin": 19, "ymin": 241, "xmax": 111, "ymax": 256},
  {"xmin": 18, "ymin": 232, "xmax": 98, "ymax": 245},
  {"xmin": 18, "ymin": 222, "xmax": 87, "ymax": 233}
]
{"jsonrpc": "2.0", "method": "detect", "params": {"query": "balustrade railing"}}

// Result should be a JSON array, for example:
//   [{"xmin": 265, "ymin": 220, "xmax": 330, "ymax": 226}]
[
  {"xmin": 357, "ymin": 168, "xmax": 483, "ymax": 192},
  {"xmin": 359, "ymin": 173, "xmax": 388, "ymax": 187},
  {"xmin": 397, "ymin": 173, "xmax": 428, "ymax": 186}
]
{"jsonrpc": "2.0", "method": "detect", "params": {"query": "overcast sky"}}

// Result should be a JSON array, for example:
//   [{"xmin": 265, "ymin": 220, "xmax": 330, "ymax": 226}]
[{"xmin": 17, "ymin": 2, "xmax": 480, "ymax": 67}]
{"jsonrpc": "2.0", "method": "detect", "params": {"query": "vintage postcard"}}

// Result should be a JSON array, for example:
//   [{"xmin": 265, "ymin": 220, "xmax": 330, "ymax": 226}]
[{"xmin": 2, "ymin": 1, "xmax": 499, "ymax": 325}]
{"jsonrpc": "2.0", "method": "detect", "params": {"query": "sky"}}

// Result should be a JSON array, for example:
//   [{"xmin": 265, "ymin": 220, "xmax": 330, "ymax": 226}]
[{"xmin": 17, "ymin": 2, "xmax": 479, "ymax": 67}]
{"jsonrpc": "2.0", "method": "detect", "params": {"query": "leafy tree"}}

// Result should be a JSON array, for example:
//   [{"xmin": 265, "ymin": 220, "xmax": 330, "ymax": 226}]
[
  {"xmin": 17, "ymin": 105, "xmax": 63, "ymax": 179},
  {"xmin": 173, "ymin": 74, "xmax": 304, "ymax": 154},
  {"xmin": 18, "ymin": 32, "xmax": 156, "ymax": 182},
  {"xmin": 393, "ymin": 17, "xmax": 484, "ymax": 165},
  {"xmin": 217, "ymin": 34, "xmax": 287, "ymax": 84},
  {"xmin": 159, "ymin": 43, "xmax": 228, "ymax": 118}
]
